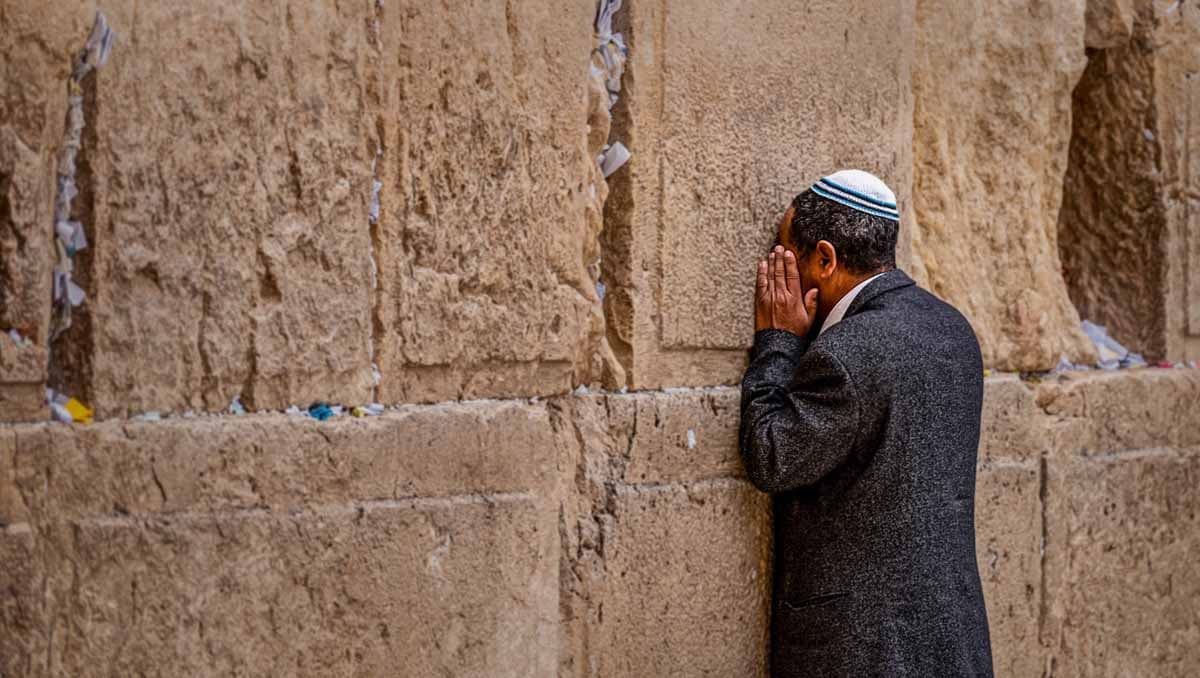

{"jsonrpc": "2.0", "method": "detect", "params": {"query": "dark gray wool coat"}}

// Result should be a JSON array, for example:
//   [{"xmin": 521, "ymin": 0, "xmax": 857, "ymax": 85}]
[{"xmin": 739, "ymin": 269, "xmax": 994, "ymax": 678}]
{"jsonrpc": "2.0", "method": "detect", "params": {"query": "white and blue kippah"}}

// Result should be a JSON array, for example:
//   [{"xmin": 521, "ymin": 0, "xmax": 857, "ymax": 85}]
[{"xmin": 810, "ymin": 169, "xmax": 899, "ymax": 222}]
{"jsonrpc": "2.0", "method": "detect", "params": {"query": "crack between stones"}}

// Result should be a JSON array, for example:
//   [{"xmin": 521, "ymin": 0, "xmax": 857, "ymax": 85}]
[{"xmin": 365, "ymin": 0, "xmax": 387, "ymax": 405}]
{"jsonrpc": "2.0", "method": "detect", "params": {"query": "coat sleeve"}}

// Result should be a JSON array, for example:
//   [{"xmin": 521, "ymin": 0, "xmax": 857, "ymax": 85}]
[{"xmin": 738, "ymin": 328, "xmax": 862, "ymax": 494}]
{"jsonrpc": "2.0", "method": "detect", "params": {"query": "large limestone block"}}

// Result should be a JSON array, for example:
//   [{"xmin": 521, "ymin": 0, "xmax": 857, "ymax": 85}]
[
  {"xmin": 1156, "ymin": 4, "xmax": 1200, "ymax": 363},
  {"xmin": 14, "ymin": 1, "xmax": 379, "ymax": 417},
  {"xmin": 974, "ymin": 463, "xmax": 1044, "ymax": 677},
  {"xmin": 1060, "ymin": 3, "xmax": 1166, "ymax": 359},
  {"xmin": 372, "ymin": 0, "xmax": 608, "ymax": 403},
  {"xmin": 1060, "ymin": 1, "xmax": 1200, "ymax": 362},
  {"xmin": 606, "ymin": 0, "xmax": 915, "ymax": 388},
  {"xmin": 0, "ymin": 524, "xmax": 40, "ymax": 677},
  {"xmin": 912, "ymin": 0, "xmax": 1096, "ymax": 371},
  {"xmin": 1043, "ymin": 448, "xmax": 1200, "ymax": 676},
  {"xmin": 979, "ymin": 375, "xmax": 1047, "ymax": 464},
  {"xmin": 0, "ymin": 332, "xmax": 48, "ymax": 422},
  {"xmin": 0, "ymin": 428, "xmax": 30, "ymax": 526},
  {"xmin": 1085, "ymin": 0, "xmax": 1135, "ymax": 48},
  {"xmin": 553, "ymin": 391, "xmax": 771, "ymax": 675},
  {"xmin": 1188, "ymin": 67, "xmax": 1200, "ymax": 354},
  {"xmin": 1033, "ymin": 369, "xmax": 1200, "ymax": 457},
  {"xmin": 0, "ymin": 3, "xmax": 80, "ymax": 347},
  {"xmin": 584, "ymin": 480, "xmax": 771, "ymax": 677},
  {"xmin": 622, "ymin": 387, "xmax": 745, "ymax": 484},
  {"xmin": 10, "ymin": 400, "xmax": 558, "ymax": 520},
  {"xmin": 33, "ymin": 497, "xmax": 556, "ymax": 677}
]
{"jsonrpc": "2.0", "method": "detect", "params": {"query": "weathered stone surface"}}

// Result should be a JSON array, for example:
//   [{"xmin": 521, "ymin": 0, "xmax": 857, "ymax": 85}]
[
  {"xmin": 0, "ymin": 3, "xmax": 78, "ymax": 349},
  {"xmin": 3, "ymin": 1, "xmax": 618, "ymax": 415},
  {"xmin": 372, "ymin": 0, "xmax": 609, "ymax": 403},
  {"xmin": 553, "ymin": 390, "xmax": 769, "ymax": 676},
  {"xmin": 1085, "ymin": 0, "xmax": 1134, "ymax": 48},
  {"xmin": 585, "ymin": 480, "xmax": 771, "ymax": 678},
  {"xmin": 1060, "ymin": 3, "xmax": 1166, "ymax": 360},
  {"xmin": 1188, "ymin": 68, "xmax": 1200, "ymax": 354},
  {"xmin": 0, "ymin": 333, "xmax": 48, "ymax": 422},
  {"xmin": 605, "ymin": 0, "xmax": 915, "ymax": 389},
  {"xmin": 1034, "ymin": 368, "xmax": 1200, "ymax": 456},
  {"xmin": 12, "ymin": 401, "xmax": 558, "ymax": 520},
  {"xmin": 0, "ymin": 524, "xmax": 40, "ymax": 678},
  {"xmin": 0, "ymin": 428, "xmax": 29, "ymax": 526},
  {"xmin": 32, "ymin": 497, "xmax": 555, "ymax": 677},
  {"xmin": 3, "ymin": 397, "xmax": 565, "ymax": 676},
  {"xmin": 980, "ymin": 375, "xmax": 1046, "ymax": 464},
  {"xmin": 1043, "ymin": 447, "xmax": 1200, "ymax": 676},
  {"xmin": 1061, "ymin": 1, "xmax": 1200, "ymax": 364},
  {"xmin": 622, "ymin": 387, "xmax": 744, "ymax": 485},
  {"xmin": 974, "ymin": 462, "xmax": 1044, "ymax": 677},
  {"xmin": 1147, "ymin": 2, "xmax": 1200, "ymax": 364},
  {"xmin": 72, "ymin": 1, "xmax": 378, "ymax": 417},
  {"xmin": 912, "ymin": 0, "xmax": 1096, "ymax": 371}
]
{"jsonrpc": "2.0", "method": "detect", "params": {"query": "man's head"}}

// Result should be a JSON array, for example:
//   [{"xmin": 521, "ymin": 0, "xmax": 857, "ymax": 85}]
[{"xmin": 775, "ymin": 170, "xmax": 899, "ymax": 324}]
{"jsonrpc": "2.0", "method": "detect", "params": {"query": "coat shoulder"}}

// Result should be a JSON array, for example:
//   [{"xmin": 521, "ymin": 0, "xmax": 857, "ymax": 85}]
[{"xmin": 817, "ymin": 283, "xmax": 983, "ymax": 374}]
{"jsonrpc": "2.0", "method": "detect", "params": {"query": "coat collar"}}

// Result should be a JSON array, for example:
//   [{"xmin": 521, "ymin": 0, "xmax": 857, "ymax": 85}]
[{"xmin": 841, "ymin": 268, "xmax": 915, "ymax": 320}]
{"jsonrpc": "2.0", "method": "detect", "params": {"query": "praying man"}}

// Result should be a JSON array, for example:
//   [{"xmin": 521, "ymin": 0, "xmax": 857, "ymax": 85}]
[{"xmin": 739, "ymin": 170, "xmax": 994, "ymax": 677}]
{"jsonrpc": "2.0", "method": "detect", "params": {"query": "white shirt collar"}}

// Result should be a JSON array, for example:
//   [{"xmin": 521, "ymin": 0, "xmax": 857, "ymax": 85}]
[{"xmin": 818, "ymin": 272, "xmax": 886, "ymax": 336}]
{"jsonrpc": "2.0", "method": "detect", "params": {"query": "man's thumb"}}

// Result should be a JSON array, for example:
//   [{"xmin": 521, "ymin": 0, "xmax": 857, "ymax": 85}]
[{"xmin": 804, "ymin": 288, "xmax": 819, "ymax": 318}]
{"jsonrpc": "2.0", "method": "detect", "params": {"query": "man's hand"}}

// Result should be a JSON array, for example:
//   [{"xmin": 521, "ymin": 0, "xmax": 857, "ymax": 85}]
[{"xmin": 755, "ymin": 245, "xmax": 819, "ymax": 336}]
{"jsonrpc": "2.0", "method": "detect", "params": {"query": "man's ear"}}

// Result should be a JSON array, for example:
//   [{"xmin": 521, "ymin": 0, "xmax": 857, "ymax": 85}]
[{"xmin": 816, "ymin": 240, "xmax": 837, "ymax": 279}]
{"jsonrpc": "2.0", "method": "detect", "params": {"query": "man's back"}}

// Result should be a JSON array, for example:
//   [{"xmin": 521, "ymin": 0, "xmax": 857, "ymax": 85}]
[{"xmin": 740, "ymin": 269, "xmax": 994, "ymax": 677}]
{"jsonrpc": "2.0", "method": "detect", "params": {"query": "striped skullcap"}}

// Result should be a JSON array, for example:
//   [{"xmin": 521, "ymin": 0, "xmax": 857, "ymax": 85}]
[{"xmin": 810, "ymin": 169, "xmax": 900, "ymax": 222}]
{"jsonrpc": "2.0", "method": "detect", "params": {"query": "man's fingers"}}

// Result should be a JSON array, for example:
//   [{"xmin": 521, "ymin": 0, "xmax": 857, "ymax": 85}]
[
  {"xmin": 783, "ymin": 250, "xmax": 800, "ymax": 294},
  {"xmin": 772, "ymin": 246, "xmax": 786, "ymax": 292},
  {"xmin": 804, "ymin": 287, "xmax": 819, "ymax": 319},
  {"xmin": 756, "ymin": 260, "xmax": 768, "ymax": 295},
  {"xmin": 767, "ymin": 251, "xmax": 776, "ymax": 299}
]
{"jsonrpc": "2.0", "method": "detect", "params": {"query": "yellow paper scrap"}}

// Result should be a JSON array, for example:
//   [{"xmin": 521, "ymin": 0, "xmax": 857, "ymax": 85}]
[{"xmin": 64, "ymin": 397, "xmax": 93, "ymax": 424}]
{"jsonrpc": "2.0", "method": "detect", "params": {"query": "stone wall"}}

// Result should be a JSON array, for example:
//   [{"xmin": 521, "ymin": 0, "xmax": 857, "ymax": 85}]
[
  {"xmin": 1059, "ymin": 0, "xmax": 1200, "ymax": 363},
  {"xmin": 3, "ymin": 371, "xmax": 1199, "ymax": 676},
  {"xmin": 3, "ymin": 0, "xmax": 1200, "ymax": 676}
]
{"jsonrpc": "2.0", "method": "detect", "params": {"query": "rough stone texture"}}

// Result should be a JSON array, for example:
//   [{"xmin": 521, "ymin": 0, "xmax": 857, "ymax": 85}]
[
  {"xmin": 974, "ymin": 462, "xmax": 1044, "ymax": 678},
  {"xmin": 0, "ymin": 3, "xmax": 77, "ymax": 348},
  {"xmin": 0, "ymin": 333, "xmax": 48, "ymax": 422},
  {"xmin": 3, "ymin": 371, "xmax": 1200, "ymax": 675},
  {"xmin": 0, "ymin": 428, "xmax": 29, "ymax": 526},
  {"xmin": 552, "ymin": 393, "xmax": 770, "ymax": 678},
  {"xmin": 979, "ymin": 375, "xmax": 1047, "ymax": 465},
  {"xmin": 79, "ymin": 1, "xmax": 383, "ymax": 417},
  {"xmin": 0, "ymin": 4, "xmax": 81, "ymax": 422},
  {"xmin": 591, "ymin": 481, "xmax": 771, "ymax": 678},
  {"xmin": 2, "ymin": 402, "xmax": 561, "ymax": 677},
  {"xmin": 1060, "ymin": 2, "xmax": 1168, "ymax": 360},
  {"xmin": 1153, "ymin": 3, "xmax": 1200, "ymax": 363},
  {"xmin": 9, "ymin": 402, "xmax": 558, "ymax": 521},
  {"xmin": 37, "ymin": 499, "xmax": 555, "ymax": 677},
  {"xmin": 912, "ymin": 0, "xmax": 1097, "ymax": 372},
  {"xmin": 603, "ymin": 0, "xmax": 915, "ymax": 389},
  {"xmin": 1042, "ymin": 447, "xmax": 1200, "ymax": 677},
  {"xmin": 1060, "ymin": 0, "xmax": 1200, "ymax": 364},
  {"xmin": 1085, "ymin": 0, "xmax": 1135, "ymax": 48},
  {"xmin": 1035, "ymin": 368, "xmax": 1200, "ymax": 456},
  {"xmin": 371, "ymin": 0, "xmax": 611, "ymax": 404},
  {"xmin": 1189, "ymin": 70, "xmax": 1200, "ymax": 348},
  {"xmin": 0, "ymin": 523, "xmax": 38, "ymax": 678},
  {"xmin": 2, "ymin": 0, "xmax": 613, "ymax": 418},
  {"xmin": 622, "ymin": 388, "xmax": 744, "ymax": 485}
]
